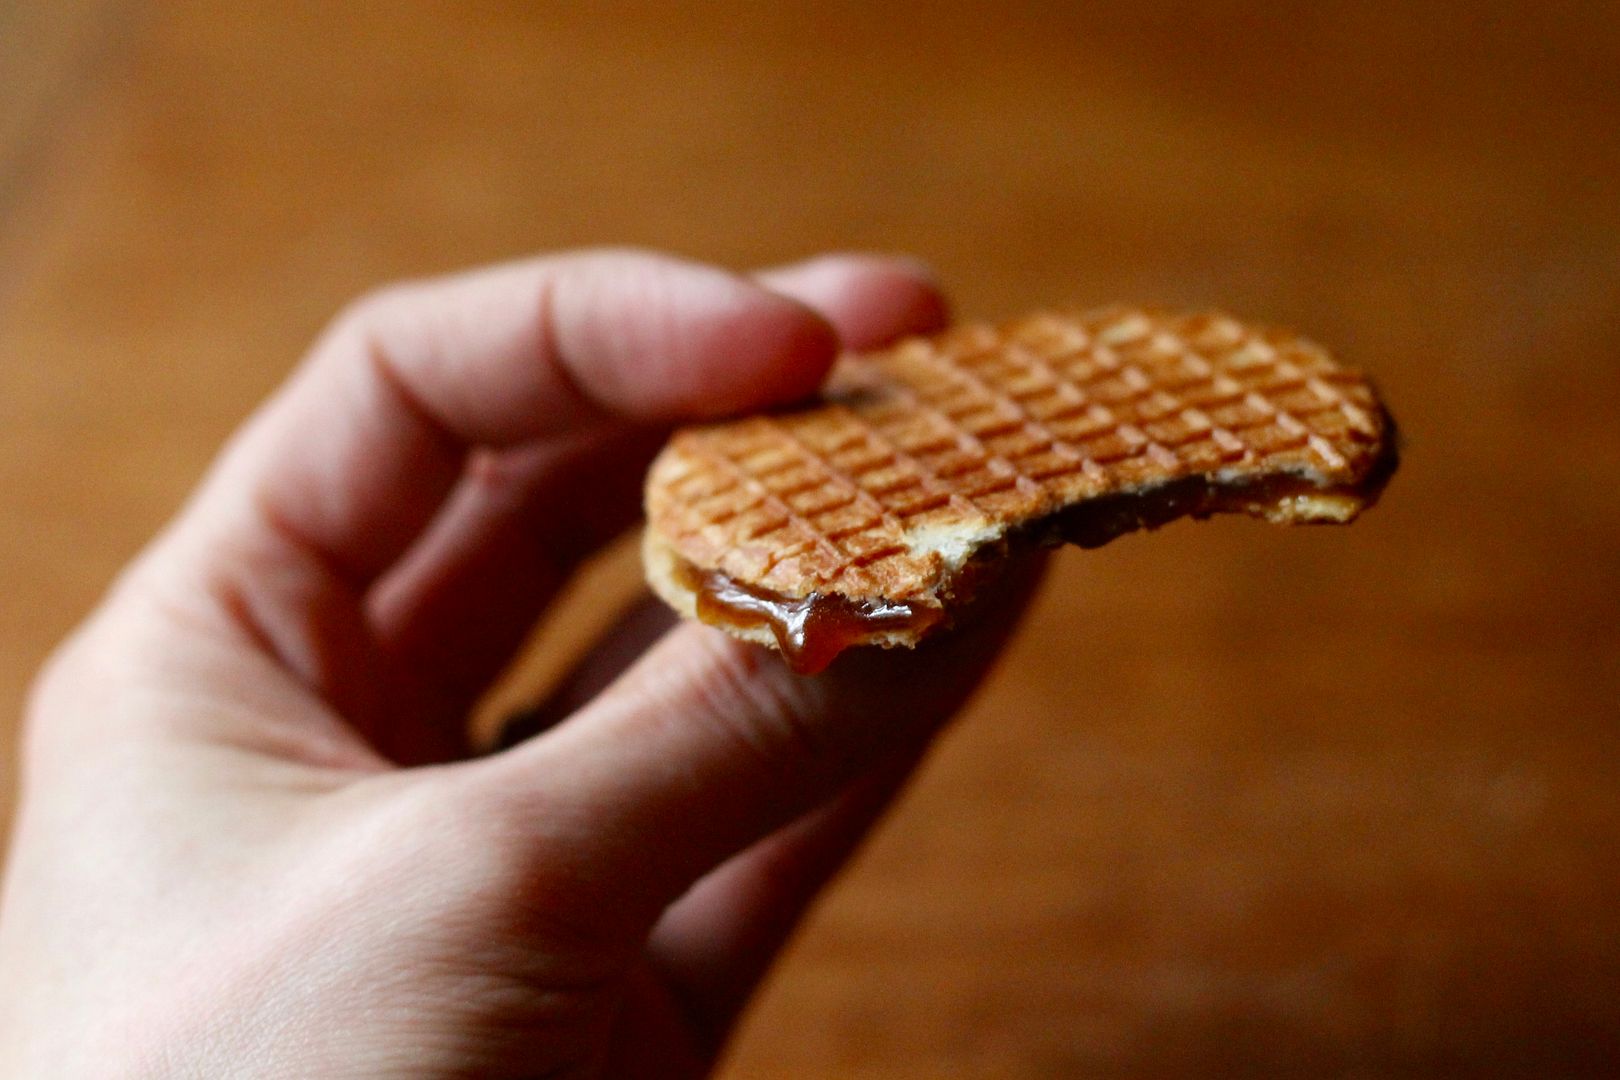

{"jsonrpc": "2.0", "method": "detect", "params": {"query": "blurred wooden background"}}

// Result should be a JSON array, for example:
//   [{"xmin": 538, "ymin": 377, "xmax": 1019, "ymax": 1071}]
[{"xmin": 3, "ymin": 3, "xmax": 1618, "ymax": 1075}]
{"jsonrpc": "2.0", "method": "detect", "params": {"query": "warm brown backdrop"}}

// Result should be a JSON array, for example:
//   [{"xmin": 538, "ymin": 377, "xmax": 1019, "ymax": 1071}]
[{"xmin": 3, "ymin": 3, "xmax": 1618, "ymax": 1076}]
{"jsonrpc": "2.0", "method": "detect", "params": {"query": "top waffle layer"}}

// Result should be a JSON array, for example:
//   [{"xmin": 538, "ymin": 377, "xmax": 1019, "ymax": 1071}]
[{"xmin": 644, "ymin": 307, "xmax": 1393, "ymax": 605}]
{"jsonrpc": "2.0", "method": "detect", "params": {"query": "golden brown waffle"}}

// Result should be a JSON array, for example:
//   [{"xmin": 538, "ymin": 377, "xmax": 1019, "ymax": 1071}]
[{"xmin": 644, "ymin": 306, "xmax": 1396, "ymax": 671}]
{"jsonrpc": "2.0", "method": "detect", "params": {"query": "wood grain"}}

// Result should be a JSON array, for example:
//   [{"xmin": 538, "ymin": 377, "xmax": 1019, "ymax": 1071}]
[{"xmin": 2, "ymin": 3, "xmax": 1617, "ymax": 1075}]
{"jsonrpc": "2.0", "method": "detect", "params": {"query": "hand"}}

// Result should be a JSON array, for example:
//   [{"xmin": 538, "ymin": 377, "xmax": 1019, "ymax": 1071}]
[{"xmin": 0, "ymin": 250, "xmax": 1033, "ymax": 1078}]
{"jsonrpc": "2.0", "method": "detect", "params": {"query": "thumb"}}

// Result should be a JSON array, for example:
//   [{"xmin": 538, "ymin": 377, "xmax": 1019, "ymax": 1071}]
[{"xmin": 453, "ymin": 555, "xmax": 1044, "ymax": 940}]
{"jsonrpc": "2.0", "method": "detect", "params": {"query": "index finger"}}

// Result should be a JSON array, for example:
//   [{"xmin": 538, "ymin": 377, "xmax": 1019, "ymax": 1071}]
[{"xmin": 173, "ymin": 249, "xmax": 840, "ymax": 590}]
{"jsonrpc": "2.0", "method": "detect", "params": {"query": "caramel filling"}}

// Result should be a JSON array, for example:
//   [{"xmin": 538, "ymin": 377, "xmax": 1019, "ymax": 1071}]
[{"xmin": 673, "ymin": 560, "xmax": 943, "ymax": 676}]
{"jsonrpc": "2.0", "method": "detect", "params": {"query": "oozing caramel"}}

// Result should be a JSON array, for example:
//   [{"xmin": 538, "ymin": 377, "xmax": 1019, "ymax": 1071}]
[{"xmin": 674, "ymin": 560, "xmax": 943, "ymax": 675}]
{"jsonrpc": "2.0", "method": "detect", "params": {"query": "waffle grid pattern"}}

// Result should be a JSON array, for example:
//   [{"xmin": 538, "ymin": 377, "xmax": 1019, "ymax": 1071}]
[{"xmin": 649, "ymin": 308, "xmax": 1387, "ymax": 599}]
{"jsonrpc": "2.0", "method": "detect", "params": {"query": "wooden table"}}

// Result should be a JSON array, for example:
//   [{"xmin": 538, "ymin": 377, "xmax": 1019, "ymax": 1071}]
[{"xmin": 4, "ymin": 4, "xmax": 1617, "ymax": 1074}]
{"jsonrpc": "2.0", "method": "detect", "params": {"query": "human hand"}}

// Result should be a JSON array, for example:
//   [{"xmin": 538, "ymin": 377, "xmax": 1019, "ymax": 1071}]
[{"xmin": 0, "ymin": 250, "xmax": 1035, "ymax": 1078}]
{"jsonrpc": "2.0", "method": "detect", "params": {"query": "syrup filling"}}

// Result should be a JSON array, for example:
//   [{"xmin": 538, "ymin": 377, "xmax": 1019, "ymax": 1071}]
[{"xmin": 673, "ymin": 560, "xmax": 943, "ymax": 676}]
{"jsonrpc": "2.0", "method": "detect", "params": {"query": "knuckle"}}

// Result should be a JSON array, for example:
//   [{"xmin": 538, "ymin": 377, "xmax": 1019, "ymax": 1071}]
[
  {"xmin": 579, "ymin": 243, "xmax": 660, "ymax": 265},
  {"xmin": 330, "ymin": 282, "xmax": 414, "ymax": 337},
  {"xmin": 320, "ymin": 283, "xmax": 432, "ymax": 370}
]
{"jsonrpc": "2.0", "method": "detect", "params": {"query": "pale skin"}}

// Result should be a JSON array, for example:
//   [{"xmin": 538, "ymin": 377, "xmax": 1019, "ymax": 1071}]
[{"xmin": 0, "ymin": 250, "xmax": 1034, "ymax": 1078}]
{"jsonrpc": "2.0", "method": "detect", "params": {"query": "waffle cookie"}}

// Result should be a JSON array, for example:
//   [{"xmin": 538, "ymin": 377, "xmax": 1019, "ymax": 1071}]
[{"xmin": 644, "ymin": 307, "xmax": 1397, "ymax": 673}]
